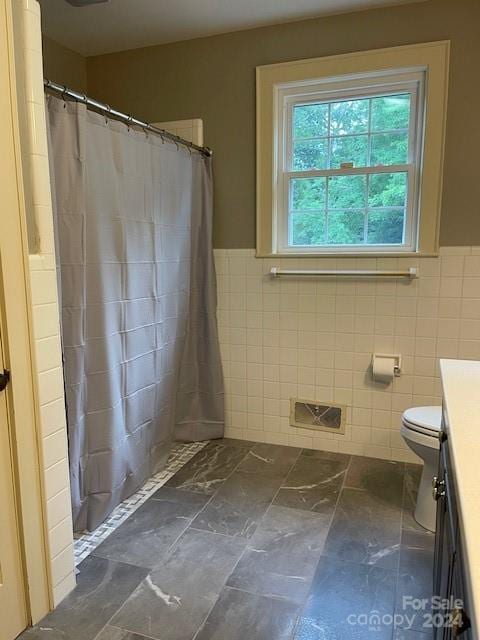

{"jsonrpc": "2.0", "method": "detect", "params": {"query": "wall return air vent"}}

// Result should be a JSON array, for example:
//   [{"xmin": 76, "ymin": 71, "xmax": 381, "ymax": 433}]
[{"xmin": 290, "ymin": 399, "xmax": 346, "ymax": 435}]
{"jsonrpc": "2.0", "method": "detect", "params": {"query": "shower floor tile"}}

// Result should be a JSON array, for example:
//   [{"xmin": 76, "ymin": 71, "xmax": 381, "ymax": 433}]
[{"xmin": 21, "ymin": 440, "xmax": 435, "ymax": 640}]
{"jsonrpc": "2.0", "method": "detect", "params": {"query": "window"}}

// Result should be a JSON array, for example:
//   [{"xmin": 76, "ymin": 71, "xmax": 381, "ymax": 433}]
[
  {"xmin": 256, "ymin": 42, "xmax": 450, "ymax": 256},
  {"xmin": 284, "ymin": 81, "xmax": 421, "ymax": 253}
]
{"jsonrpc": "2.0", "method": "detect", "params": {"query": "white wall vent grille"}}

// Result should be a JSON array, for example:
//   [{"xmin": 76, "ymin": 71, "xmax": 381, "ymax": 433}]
[{"xmin": 290, "ymin": 399, "xmax": 346, "ymax": 435}]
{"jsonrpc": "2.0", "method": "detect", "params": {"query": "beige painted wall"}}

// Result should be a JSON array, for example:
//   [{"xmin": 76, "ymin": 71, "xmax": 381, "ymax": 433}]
[
  {"xmin": 42, "ymin": 35, "xmax": 87, "ymax": 92},
  {"xmin": 84, "ymin": 0, "xmax": 479, "ymax": 249}
]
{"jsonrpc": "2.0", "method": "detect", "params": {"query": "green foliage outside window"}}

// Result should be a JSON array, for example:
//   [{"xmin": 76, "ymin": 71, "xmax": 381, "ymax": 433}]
[{"xmin": 289, "ymin": 94, "xmax": 411, "ymax": 247}]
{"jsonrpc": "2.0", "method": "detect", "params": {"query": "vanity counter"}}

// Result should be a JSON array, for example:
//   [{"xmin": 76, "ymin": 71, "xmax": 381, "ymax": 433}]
[{"xmin": 440, "ymin": 358, "xmax": 480, "ymax": 636}]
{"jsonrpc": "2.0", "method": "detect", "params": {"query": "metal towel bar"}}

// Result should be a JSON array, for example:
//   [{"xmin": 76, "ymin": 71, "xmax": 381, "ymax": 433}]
[{"xmin": 269, "ymin": 266, "xmax": 418, "ymax": 279}]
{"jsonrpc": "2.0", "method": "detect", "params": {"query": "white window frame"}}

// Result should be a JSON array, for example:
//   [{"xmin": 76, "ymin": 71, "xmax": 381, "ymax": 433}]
[
  {"xmin": 256, "ymin": 42, "xmax": 450, "ymax": 257},
  {"xmin": 276, "ymin": 71, "xmax": 424, "ymax": 254}
]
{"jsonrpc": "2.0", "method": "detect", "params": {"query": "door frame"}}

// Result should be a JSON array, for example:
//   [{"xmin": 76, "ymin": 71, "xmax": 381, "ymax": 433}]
[{"xmin": 0, "ymin": 0, "xmax": 52, "ymax": 624}]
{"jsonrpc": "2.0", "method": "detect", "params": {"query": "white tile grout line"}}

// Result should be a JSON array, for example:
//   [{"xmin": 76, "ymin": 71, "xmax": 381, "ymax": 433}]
[{"xmin": 73, "ymin": 441, "xmax": 208, "ymax": 566}]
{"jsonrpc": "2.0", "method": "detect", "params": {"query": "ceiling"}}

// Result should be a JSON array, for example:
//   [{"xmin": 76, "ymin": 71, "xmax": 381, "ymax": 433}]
[{"xmin": 39, "ymin": 0, "xmax": 425, "ymax": 57}]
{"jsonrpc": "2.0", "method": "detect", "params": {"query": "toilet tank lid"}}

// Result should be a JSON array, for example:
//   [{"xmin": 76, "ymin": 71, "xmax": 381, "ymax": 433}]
[{"xmin": 402, "ymin": 406, "xmax": 442, "ymax": 432}]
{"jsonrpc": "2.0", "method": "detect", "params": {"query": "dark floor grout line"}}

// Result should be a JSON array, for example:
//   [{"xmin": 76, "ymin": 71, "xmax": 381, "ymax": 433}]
[
  {"xmin": 262, "ymin": 446, "xmax": 304, "ymax": 517},
  {"xmin": 181, "ymin": 440, "xmax": 256, "ymax": 532},
  {"xmin": 149, "ymin": 495, "xmax": 224, "ymax": 566},
  {"xmin": 322, "ymin": 452, "xmax": 352, "ymax": 525},
  {"xmin": 301, "ymin": 453, "xmax": 353, "ymax": 600},
  {"xmin": 221, "ymin": 584, "xmax": 302, "ymax": 603},
  {"xmin": 96, "ymin": 569, "xmax": 156, "ymax": 640},
  {"xmin": 89, "ymin": 573, "xmax": 152, "ymax": 640},
  {"xmin": 80, "ymin": 553, "xmax": 155, "ymax": 574},
  {"xmin": 102, "ymin": 624, "xmax": 158, "ymax": 640}
]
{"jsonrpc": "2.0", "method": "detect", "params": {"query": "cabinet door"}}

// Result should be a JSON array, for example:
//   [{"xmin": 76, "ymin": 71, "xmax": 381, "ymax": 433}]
[
  {"xmin": 434, "ymin": 442, "xmax": 450, "ymax": 605},
  {"xmin": 433, "ymin": 464, "xmax": 453, "ymax": 639},
  {"xmin": 434, "ymin": 438, "xmax": 471, "ymax": 639}
]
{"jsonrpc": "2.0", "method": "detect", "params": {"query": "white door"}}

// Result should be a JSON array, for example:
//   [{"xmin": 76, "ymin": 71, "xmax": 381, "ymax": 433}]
[{"xmin": 0, "ymin": 319, "xmax": 27, "ymax": 638}]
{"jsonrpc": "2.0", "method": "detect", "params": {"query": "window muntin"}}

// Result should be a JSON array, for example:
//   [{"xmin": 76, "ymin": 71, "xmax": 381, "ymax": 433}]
[
  {"xmin": 291, "ymin": 94, "xmax": 410, "ymax": 172},
  {"xmin": 277, "ymin": 75, "xmax": 424, "ymax": 254},
  {"xmin": 289, "ymin": 171, "xmax": 408, "ymax": 247}
]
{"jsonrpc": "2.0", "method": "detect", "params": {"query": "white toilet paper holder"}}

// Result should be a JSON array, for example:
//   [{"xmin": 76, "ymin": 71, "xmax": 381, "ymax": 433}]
[{"xmin": 372, "ymin": 353, "xmax": 402, "ymax": 377}]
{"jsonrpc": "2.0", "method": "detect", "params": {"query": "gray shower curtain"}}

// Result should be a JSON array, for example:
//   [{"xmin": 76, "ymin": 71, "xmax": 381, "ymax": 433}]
[{"xmin": 46, "ymin": 95, "xmax": 224, "ymax": 532}]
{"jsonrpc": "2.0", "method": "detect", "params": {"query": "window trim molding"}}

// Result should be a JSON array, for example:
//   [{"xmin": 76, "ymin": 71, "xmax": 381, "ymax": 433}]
[{"xmin": 256, "ymin": 41, "xmax": 450, "ymax": 257}]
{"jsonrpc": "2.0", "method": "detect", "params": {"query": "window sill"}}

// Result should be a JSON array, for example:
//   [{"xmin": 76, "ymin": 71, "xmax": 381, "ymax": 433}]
[{"xmin": 255, "ymin": 251, "xmax": 439, "ymax": 259}]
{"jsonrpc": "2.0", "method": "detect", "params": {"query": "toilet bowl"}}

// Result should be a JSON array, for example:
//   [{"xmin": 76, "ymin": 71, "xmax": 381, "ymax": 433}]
[{"xmin": 401, "ymin": 406, "xmax": 442, "ymax": 532}]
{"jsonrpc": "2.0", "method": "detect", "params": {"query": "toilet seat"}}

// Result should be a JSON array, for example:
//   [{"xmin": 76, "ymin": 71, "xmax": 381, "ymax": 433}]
[{"xmin": 402, "ymin": 406, "xmax": 442, "ymax": 438}]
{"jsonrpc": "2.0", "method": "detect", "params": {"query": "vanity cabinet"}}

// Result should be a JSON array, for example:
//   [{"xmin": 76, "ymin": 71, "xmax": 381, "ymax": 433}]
[{"xmin": 433, "ymin": 428, "xmax": 472, "ymax": 638}]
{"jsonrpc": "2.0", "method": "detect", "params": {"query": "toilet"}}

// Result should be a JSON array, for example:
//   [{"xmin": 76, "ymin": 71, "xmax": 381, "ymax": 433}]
[{"xmin": 401, "ymin": 405, "xmax": 442, "ymax": 532}]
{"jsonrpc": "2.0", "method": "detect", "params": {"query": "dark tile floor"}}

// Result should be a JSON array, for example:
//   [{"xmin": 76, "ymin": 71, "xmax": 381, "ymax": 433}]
[{"xmin": 19, "ymin": 439, "xmax": 435, "ymax": 640}]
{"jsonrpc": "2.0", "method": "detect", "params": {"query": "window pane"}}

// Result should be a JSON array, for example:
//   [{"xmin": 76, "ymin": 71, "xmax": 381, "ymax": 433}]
[
  {"xmin": 327, "ymin": 210, "xmax": 365, "ymax": 245},
  {"xmin": 291, "ymin": 177, "xmax": 326, "ymax": 211},
  {"xmin": 368, "ymin": 172, "xmax": 407, "ymax": 207},
  {"xmin": 328, "ymin": 175, "xmax": 366, "ymax": 209},
  {"xmin": 293, "ymin": 140, "xmax": 328, "ymax": 170},
  {"xmin": 290, "ymin": 212, "xmax": 326, "ymax": 245},
  {"xmin": 330, "ymin": 135, "xmax": 368, "ymax": 168},
  {"xmin": 371, "ymin": 94, "xmax": 410, "ymax": 131},
  {"xmin": 293, "ymin": 103, "xmax": 329, "ymax": 139},
  {"xmin": 367, "ymin": 208, "xmax": 405, "ymax": 244},
  {"xmin": 370, "ymin": 132, "xmax": 408, "ymax": 165},
  {"xmin": 330, "ymin": 99, "xmax": 369, "ymax": 135}
]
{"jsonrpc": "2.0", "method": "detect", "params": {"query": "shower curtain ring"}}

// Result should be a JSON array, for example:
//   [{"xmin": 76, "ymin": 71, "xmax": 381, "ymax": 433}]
[
  {"xmin": 61, "ymin": 85, "xmax": 68, "ymax": 107},
  {"xmin": 105, "ymin": 105, "xmax": 111, "ymax": 126},
  {"xmin": 127, "ymin": 115, "xmax": 133, "ymax": 131}
]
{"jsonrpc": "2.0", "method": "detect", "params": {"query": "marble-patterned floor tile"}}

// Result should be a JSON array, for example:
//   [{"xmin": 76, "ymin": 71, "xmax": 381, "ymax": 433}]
[
  {"xmin": 95, "ymin": 626, "xmax": 151, "ymax": 640},
  {"xmin": 236, "ymin": 443, "xmax": 301, "ymax": 478},
  {"xmin": 92, "ymin": 488, "xmax": 209, "ymax": 568},
  {"xmin": 190, "ymin": 470, "xmax": 283, "ymax": 538},
  {"xmin": 294, "ymin": 556, "xmax": 396, "ymax": 640},
  {"xmin": 345, "ymin": 455, "xmax": 405, "ymax": 507},
  {"xmin": 395, "ymin": 529, "xmax": 435, "ymax": 632},
  {"xmin": 402, "ymin": 464, "xmax": 425, "ymax": 532},
  {"xmin": 195, "ymin": 587, "xmax": 300, "ymax": 640},
  {"xmin": 19, "ymin": 447, "xmax": 431, "ymax": 640},
  {"xmin": 165, "ymin": 442, "xmax": 249, "ymax": 494},
  {"xmin": 273, "ymin": 452, "xmax": 349, "ymax": 515},
  {"xmin": 227, "ymin": 505, "xmax": 330, "ymax": 603},
  {"xmin": 111, "ymin": 529, "xmax": 246, "ymax": 640},
  {"xmin": 323, "ymin": 487, "xmax": 401, "ymax": 570},
  {"xmin": 18, "ymin": 556, "xmax": 147, "ymax": 640}
]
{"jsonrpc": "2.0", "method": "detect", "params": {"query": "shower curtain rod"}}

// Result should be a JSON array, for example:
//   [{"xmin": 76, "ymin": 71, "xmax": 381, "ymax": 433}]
[{"xmin": 44, "ymin": 79, "xmax": 213, "ymax": 158}]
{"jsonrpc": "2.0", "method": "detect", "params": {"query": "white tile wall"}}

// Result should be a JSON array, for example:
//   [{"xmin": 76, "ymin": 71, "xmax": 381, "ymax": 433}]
[
  {"xmin": 216, "ymin": 247, "xmax": 480, "ymax": 462},
  {"xmin": 152, "ymin": 118, "xmax": 204, "ymax": 146},
  {"xmin": 17, "ymin": 0, "xmax": 75, "ymax": 606}
]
